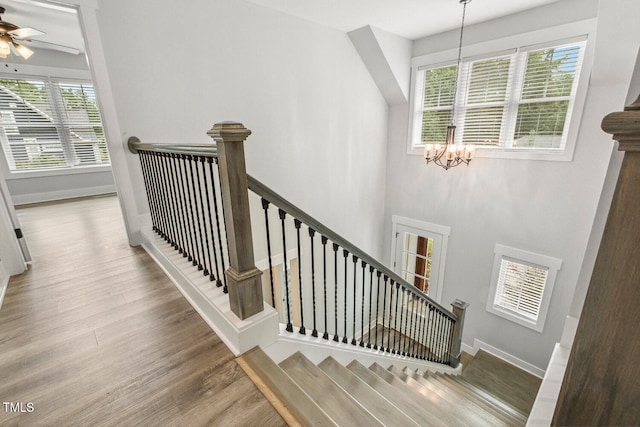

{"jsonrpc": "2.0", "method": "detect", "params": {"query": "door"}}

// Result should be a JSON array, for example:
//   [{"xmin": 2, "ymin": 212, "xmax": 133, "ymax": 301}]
[{"xmin": 392, "ymin": 217, "xmax": 449, "ymax": 303}]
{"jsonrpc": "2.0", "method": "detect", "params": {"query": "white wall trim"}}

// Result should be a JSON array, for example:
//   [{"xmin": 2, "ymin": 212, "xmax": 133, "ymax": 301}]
[
  {"xmin": 140, "ymin": 228, "xmax": 279, "ymax": 356},
  {"xmin": 0, "ymin": 264, "xmax": 8, "ymax": 311},
  {"xmin": 11, "ymin": 184, "xmax": 116, "ymax": 206},
  {"xmin": 462, "ymin": 338, "xmax": 545, "ymax": 378}
]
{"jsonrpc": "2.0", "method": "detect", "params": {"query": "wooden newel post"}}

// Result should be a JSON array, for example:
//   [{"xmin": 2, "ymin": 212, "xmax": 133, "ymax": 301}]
[
  {"xmin": 449, "ymin": 299, "xmax": 469, "ymax": 368},
  {"xmin": 207, "ymin": 122, "xmax": 263, "ymax": 320},
  {"xmin": 552, "ymin": 95, "xmax": 640, "ymax": 426}
]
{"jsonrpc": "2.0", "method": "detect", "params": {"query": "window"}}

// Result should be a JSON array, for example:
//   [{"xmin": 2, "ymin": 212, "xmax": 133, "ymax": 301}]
[
  {"xmin": 0, "ymin": 77, "xmax": 109, "ymax": 172},
  {"xmin": 410, "ymin": 34, "xmax": 590, "ymax": 161},
  {"xmin": 486, "ymin": 244, "xmax": 562, "ymax": 332}
]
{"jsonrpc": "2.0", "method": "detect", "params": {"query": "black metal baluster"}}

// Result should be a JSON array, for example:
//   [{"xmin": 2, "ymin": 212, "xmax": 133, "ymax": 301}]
[
  {"xmin": 342, "ymin": 249, "xmax": 349, "ymax": 344},
  {"xmin": 322, "ymin": 236, "xmax": 329, "ymax": 340},
  {"xmin": 186, "ymin": 155, "xmax": 203, "ymax": 268},
  {"xmin": 152, "ymin": 152, "xmax": 169, "ymax": 241},
  {"xmin": 213, "ymin": 157, "xmax": 230, "ymax": 293},
  {"xmin": 426, "ymin": 306, "xmax": 435, "ymax": 362},
  {"xmin": 410, "ymin": 296, "xmax": 419, "ymax": 357},
  {"xmin": 261, "ymin": 199, "xmax": 276, "ymax": 306},
  {"xmin": 407, "ymin": 295, "xmax": 416, "ymax": 357},
  {"xmin": 194, "ymin": 156, "xmax": 211, "ymax": 276},
  {"xmin": 189, "ymin": 156, "xmax": 204, "ymax": 271},
  {"xmin": 381, "ymin": 275, "xmax": 388, "ymax": 352},
  {"xmin": 309, "ymin": 228, "xmax": 318, "ymax": 337},
  {"xmin": 367, "ymin": 266, "xmax": 374, "ymax": 349},
  {"xmin": 159, "ymin": 153, "xmax": 175, "ymax": 241},
  {"xmin": 166, "ymin": 153, "xmax": 185, "ymax": 253},
  {"xmin": 392, "ymin": 281, "xmax": 400, "ymax": 353},
  {"xmin": 420, "ymin": 301, "xmax": 428, "ymax": 359},
  {"xmin": 294, "ymin": 219, "xmax": 305, "ymax": 335},
  {"xmin": 210, "ymin": 158, "xmax": 228, "ymax": 292},
  {"xmin": 204, "ymin": 158, "xmax": 221, "ymax": 282},
  {"xmin": 163, "ymin": 154, "xmax": 180, "ymax": 249},
  {"xmin": 359, "ymin": 260, "xmax": 366, "ymax": 347},
  {"xmin": 333, "ymin": 243, "xmax": 339, "ymax": 342},
  {"xmin": 197, "ymin": 157, "xmax": 214, "ymax": 279},
  {"xmin": 279, "ymin": 209, "xmax": 293, "ymax": 333},
  {"xmin": 351, "ymin": 254, "xmax": 358, "ymax": 346},
  {"xmin": 398, "ymin": 287, "xmax": 405, "ymax": 354},
  {"xmin": 170, "ymin": 153, "xmax": 189, "ymax": 257},
  {"xmin": 179, "ymin": 154, "xmax": 196, "ymax": 262},
  {"xmin": 138, "ymin": 152, "xmax": 158, "ymax": 234},
  {"xmin": 435, "ymin": 312, "xmax": 443, "ymax": 362},
  {"xmin": 374, "ymin": 271, "xmax": 381, "ymax": 350}
]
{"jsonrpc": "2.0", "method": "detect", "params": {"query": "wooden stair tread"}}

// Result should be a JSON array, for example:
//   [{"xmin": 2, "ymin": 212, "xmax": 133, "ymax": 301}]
[
  {"xmin": 318, "ymin": 357, "xmax": 420, "ymax": 427},
  {"xmin": 427, "ymin": 374, "xmax": 525, "ymax": 426},
  {"xmin": 441, "ymin": 373, "xmax": 528, "ymax": 424},
  {"xmin": 374, "ymin": 364, "xmax": 497, "ymax": 427},
  {"xmin": 403, "ymin": 368, "xmax": 521, "ymax": 427},
  {"xmin": 346, "ymin": 360, "xmax": 448, "ymax": 427},
  {"xmin": 238, "ymin": 347, "xmax": 334, "ymax": 426},
  {"xmin": 280, "ymin": 352, "xmax": 383, "ymax": 426}
]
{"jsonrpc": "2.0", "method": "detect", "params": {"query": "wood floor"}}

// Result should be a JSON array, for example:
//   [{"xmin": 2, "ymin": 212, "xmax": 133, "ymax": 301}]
[{"xmin": 0, "ymin": 195, "xmax": 284, "ymax": 426}]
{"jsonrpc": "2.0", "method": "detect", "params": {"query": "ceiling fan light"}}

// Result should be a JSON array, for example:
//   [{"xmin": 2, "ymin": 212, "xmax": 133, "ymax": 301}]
[
  {"xmin": 14, "ymin": 42, "xmax": 33, "ymax": 59},
  {"xmin": 0, "ymin": 44, "xmax": 10, "ymax": 57}
]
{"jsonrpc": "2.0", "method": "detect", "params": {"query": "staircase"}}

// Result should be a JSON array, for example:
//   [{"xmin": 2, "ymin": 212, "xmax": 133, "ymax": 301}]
[{"xmin": 239, "ymin": 347, "xmax": 529, "ymax": 427}]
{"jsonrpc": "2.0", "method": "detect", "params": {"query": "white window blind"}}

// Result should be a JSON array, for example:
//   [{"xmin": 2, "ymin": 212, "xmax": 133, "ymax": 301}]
[
  {"xmin": 0, "ymin": 77, "xmax": 109, "ymax": 171},
  {"xmin": 486, "ymin": 244, "xmax": 562, "ymax": 332},
  {"xmin": 494, "ymin": 257, "xmax": 548, "ymax": 321},
  {"xmin": 413, "ymin": 39, "xmax": 586, "ymax": 152}
]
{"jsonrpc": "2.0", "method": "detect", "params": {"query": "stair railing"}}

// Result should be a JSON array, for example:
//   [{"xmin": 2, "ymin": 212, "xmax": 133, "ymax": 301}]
[{"xmin": 128, "ymin": 121, "xmax": 468, "ymax": 367}]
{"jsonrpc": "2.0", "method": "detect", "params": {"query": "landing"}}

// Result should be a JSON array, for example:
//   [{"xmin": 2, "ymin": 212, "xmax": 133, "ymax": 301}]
[{"xmin": 462, "ymin": 349, "xmax": 542, "ymax": 416}]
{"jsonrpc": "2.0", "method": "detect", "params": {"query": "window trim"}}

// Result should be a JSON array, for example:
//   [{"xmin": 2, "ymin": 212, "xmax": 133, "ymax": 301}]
[
  {"xmin": 486, "ymin": 244, "xmax": 562, "ymax": 332},
  {"xmin": 407, "ymin": 19, "xmax": 596, "ymax": 162}
]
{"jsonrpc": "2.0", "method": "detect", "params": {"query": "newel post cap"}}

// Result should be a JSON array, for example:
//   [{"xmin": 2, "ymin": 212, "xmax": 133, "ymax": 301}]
[
  {"xmin": 207, "ymin": 121, "xmax": 252, "ymax": 143},
  {"xmin": 601, "ymin": 94, "xmax": 640, "ymax": 151}
]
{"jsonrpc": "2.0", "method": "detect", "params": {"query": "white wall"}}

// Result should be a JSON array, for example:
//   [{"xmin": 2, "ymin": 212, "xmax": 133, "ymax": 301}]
[
  {"xmin": 383, "ymin": 0, "xmax": 640, "ymax": 371},
  {"xmin": 94, "ymin": 0, "xmax": 389, "ymax": 260}
]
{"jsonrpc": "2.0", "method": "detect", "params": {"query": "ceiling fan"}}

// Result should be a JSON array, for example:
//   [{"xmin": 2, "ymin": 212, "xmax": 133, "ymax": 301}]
[{"xmin": 0, "ymin": 5, "xmax": 42, "ymax": 59}]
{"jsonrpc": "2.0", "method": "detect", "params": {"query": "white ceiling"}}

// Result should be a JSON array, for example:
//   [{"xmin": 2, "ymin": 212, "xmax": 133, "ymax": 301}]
[
  {"xmin": 0, "ymin": 0, "xmax": 562, "ymax": 58},
  {"xmin": 246, "ymin": 0, "xmax": 561, "ymax": 40},
  {"xmin": 1, "ymin": 0, "xmax": 84, "ymax": 54}
]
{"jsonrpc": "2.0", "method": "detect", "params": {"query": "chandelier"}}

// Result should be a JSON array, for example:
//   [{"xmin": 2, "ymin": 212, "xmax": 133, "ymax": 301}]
[{"xmin": 424, "ymin": 0, "xmax": 475, "ymax": 170}]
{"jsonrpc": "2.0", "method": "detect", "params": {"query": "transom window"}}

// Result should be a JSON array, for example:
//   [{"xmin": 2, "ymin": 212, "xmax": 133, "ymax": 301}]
[
  {"xmin": 410, "ymin": 37, "xmax": 588, "ymax": 160},
  {"xmin": 0, "ymin": 77, "xmax": 109, "ymax": 172}
]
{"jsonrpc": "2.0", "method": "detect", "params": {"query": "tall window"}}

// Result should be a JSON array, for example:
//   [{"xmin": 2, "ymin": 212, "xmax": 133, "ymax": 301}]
[
  {"xmin": 0, "ymin": 77, "xmax": 109, "ymax": 172},
  {"xmin": 411, "ymin": 38, "xmax": 586, "ymax": 156},
  {"xmin": 486, "ymin": 244, "xmax": 562, "ymax": 332}
]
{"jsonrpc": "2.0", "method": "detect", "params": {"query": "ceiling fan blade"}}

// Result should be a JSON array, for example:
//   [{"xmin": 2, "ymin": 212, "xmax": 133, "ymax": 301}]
[
  {"xmin": 11, "ymin": 41, "xmax": 34, "ymax": 59},
  {"xmin": 22, "ymin": 39, "xmax": 80, "ymax": 55},
  {"xmin": 8, "ymin": 27, "xmax": 44, "ymax": 38}
]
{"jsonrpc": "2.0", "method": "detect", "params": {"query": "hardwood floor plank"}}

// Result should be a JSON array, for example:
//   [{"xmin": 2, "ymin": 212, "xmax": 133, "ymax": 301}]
[{"xmin": 0, "ymin": 196, "xmax": 282, "ymax": 426}]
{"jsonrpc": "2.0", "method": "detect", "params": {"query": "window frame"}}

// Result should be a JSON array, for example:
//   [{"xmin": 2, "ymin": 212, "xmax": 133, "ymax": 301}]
[
  {"xmin": 0, "ymin": 74, "xmax": 109, "ymax": 174},
  {"xmin": 486, "ymin": 244, "xmax": 562, "ymax": 332},
  {"xmin": 407, "ymin": 19, "xmax": 596, "ymax": 162}
]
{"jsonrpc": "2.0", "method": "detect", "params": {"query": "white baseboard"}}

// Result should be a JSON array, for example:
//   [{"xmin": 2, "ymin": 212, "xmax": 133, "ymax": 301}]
[
  {"xmin": 141, "ymin": 229, "xmax": 279, "ymax": 356},
  {"xmin": 11, "ymin": 185, "xmax": 116, "ymax": 205},
  {"xmin": 462, "ymin": 339, "xmax": 545, "ymax": 378}
]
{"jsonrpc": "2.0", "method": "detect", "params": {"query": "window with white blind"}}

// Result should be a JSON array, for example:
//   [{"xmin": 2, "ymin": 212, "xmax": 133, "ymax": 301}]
[
  {"xmin": 0, "ymin": 77, "xmax": 109, "ymax": 172},
  {"xmin": 486, "ymin": 244, "xmax": 562, "ymax": 332},
  {"xmin": 410, "ymin": 35, "xmax": 590, "ymax": 161}
]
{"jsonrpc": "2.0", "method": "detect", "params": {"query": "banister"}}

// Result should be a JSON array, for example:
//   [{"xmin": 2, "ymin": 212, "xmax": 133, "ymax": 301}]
[{"xmin": 247, "ymin": 175, "xmax": 457, "ymax": 322}]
